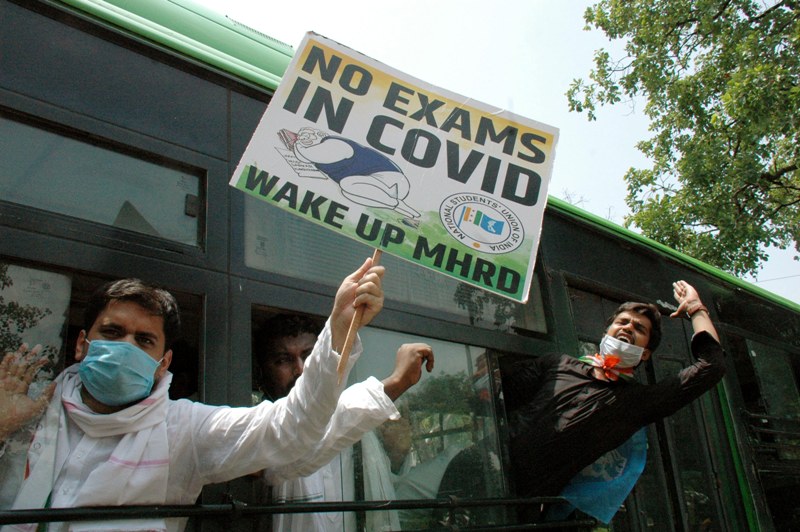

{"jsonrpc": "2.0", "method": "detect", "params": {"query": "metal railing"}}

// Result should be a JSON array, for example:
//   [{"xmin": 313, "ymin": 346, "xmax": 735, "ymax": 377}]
[{"xmin": 0, "ymin": 496, "xmax": 598, "ymax": 531}]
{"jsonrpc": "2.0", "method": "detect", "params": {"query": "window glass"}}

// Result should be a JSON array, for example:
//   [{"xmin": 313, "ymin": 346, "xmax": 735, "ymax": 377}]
[
  {"xmin": 247, "ymin": 311, "xmax": 507, "ymax": 527},
  {"xmin": 0, "ymin": 116, "xmax": 202, "ymax": 246},
  {"xmin": 569, "ymin": 287, "xmax": 622, "ymax": 341},
  {"xmin": 718, "ymin": 292, "xmax": 800, "ymax": 350},
  {"xmin": 0, "ymin": 262, "xmax": 72, "ymax": 367},
  {"xmin": 244, "ymin": 195, "xmax": 546, "ymax": 334},
  {"xmin": 655, "ymin": 356, "xmax": 724, "ymax": 529},
  {"xmin": 737, "ymin": 338, "xmax": 800, "ymax": 530},
  {"xmin": 354, "ymin": 328, "xmax": 507, "ymax": 529},
  {"xmin": 747, "ymin": 340, "xmax": 800, "ymax": 420},
  {"xmin": 621, "ymin": 428, "xmax": 676, "ymax": 531}
]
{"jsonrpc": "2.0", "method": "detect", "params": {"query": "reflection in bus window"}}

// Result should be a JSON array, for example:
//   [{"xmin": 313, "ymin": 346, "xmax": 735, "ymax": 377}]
[
  {"xmin": 0, "ymin": 116, "xmax": 202, "ymax": 246},
  {"xmin": 354, "ymin": 328, "xmax": 506, "ymax": 529},
  {"xmin": 0, "ymin": 262, "xmax": 71, "ymax": 370}
]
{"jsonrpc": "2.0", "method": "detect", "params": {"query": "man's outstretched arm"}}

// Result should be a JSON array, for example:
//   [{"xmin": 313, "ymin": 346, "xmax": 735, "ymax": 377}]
[{"xmin": 265, "ymin": 343, "xmax": 434, "ymax": 482}]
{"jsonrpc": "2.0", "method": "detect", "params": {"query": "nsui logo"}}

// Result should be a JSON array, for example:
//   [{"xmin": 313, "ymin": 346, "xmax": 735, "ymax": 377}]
[{"xmin": 439, "ymin": 193, "xmax": 524, "ymax": 254}]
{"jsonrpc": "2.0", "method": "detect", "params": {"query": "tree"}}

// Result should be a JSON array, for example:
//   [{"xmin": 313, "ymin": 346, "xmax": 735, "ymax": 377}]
[
  {"xmin": 567, "ymin": 0, "xmax": 800, "ymax": 276},
  {"xmin": 453, "ymin": 283, "xmax": 522, "ymax": 332}
]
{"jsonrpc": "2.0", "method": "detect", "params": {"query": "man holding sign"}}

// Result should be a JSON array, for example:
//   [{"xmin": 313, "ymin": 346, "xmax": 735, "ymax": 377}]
[
  {"xmin": 252, "ymin": 313, "xmax": 434, "ymax": 532},
  {"xmin": 1, "ymin": 258, "xmax": 384, "ymax": 532}
]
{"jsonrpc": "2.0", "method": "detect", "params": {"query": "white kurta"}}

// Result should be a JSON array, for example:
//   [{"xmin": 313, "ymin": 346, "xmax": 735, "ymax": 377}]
[
  {"xmin": 4, "ymin": 320, "xmax": 357, "ymax": 532},
  {"xmin": 264, "ymin": 376, "xmax": 399, "ymax": 532}
]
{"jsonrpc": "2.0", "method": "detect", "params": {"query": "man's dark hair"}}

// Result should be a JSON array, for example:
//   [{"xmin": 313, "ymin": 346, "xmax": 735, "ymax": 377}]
[
  {"xmin": 605, "ymin": 302, "xmax": 662, "ymax": 351},
  {"xmin": 253, "ymin": 313, "xmax": 324, "ymax": 366},
  {"xmin": 84, "ymin": 278, "xmax": 181, "ymax": 349}
]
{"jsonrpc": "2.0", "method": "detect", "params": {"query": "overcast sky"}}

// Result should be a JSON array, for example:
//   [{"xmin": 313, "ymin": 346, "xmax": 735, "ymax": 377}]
[{"xmin": 193, "ymin": 0, "xmax": 798, "ymax": 305}]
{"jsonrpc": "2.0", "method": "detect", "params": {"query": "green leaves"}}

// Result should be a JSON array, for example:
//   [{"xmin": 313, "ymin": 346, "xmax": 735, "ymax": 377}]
[{"xmin": 569, "ymin": 0, "xmax": 800, "ymax": 275}]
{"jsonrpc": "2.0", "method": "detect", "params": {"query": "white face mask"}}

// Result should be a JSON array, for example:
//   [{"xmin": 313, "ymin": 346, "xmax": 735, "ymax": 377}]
[{"xmin": 599, "ymin": 334, "xmax": 645, "ymax": 368}]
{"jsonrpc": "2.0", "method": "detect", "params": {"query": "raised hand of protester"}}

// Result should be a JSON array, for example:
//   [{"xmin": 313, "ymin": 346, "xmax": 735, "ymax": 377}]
[
  {"xmin": 0, "ymin": 344, "xmax": 55, "ymax": 442},
  {"xmin": 671, "ymin": 280, "xmax": 703, "ymax": 315},
  {"xmin": 670, "ymin": 280, "xmax": 719, "ymax": 341},
  {"xmin": 381, "ymin": 343, "xmax": 434, "ymax": 401},
  {"xmin": 331, "ymin": 257, "xmax": 385, "ymax": 352}
]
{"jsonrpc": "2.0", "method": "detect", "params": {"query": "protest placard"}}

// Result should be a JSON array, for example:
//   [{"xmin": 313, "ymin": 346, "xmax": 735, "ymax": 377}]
[{"xmin": 230, "ymin": 32, "xmax": 558, "ymax": 302}]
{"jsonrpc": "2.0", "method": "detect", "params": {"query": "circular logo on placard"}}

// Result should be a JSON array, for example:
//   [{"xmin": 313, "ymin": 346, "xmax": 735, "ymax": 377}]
[{"xmin": 438, "ymin": 193, "xmax": 524, "ymax": 254}]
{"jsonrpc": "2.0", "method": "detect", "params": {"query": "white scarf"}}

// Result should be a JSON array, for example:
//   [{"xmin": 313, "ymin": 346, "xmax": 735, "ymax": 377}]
[
  {"xmin": 360, "ymin": 432, "xmax": 401, "ymax": 532},
  {"xmin": 7, "ymin": 365, "xmax": 170, "ymax": 532}
]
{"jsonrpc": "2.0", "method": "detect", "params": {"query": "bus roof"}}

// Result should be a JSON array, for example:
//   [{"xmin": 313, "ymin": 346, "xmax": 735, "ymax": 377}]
[
  {"xmin": 58, "ymin": 0, "xmax": 294, "ymax": 91},
  {"xmin": 58, "ymin": 0, "xmax": 800, "ymax": 313},
  {"xmin": 548, "ymin": 197, "xmax": 799, "ymax": 312}
]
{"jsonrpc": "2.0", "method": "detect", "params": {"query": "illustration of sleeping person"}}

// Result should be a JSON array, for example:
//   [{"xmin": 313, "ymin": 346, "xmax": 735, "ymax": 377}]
[{"xmin": 279, "ymin": 127, "xmax": 421, "ymax": 220}]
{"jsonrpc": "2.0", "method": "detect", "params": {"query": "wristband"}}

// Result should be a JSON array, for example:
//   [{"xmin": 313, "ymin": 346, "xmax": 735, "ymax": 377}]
[{"xmin": 685, "ymin": 301, "xmax": 709, "ymax": 319}]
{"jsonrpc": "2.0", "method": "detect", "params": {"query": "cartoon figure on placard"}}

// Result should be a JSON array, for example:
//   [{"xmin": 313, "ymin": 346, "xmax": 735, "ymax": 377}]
[{"xmin": 278, "ymin": 127, "xmax": 421, "ymax": 222}]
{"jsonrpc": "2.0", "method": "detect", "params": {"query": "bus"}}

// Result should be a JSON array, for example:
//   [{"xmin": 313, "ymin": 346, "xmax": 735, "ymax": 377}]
[{"xmin": 1, "ymin": 0, "xmax": 799, "ymax": 530}]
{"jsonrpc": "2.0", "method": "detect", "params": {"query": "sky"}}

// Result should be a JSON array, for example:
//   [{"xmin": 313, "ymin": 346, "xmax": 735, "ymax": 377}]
[{"xmin": 193, "ymin": 0, "xmax": 798, "ymax": 305}]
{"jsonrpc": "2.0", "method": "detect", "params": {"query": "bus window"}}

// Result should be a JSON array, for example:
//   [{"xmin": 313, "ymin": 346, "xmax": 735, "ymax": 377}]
[
  {"xmin": 0, "ymin": 261, "xmax": 203, "ymax": 397},
  {"xmin": 747, "ymin": 339, "xmax": 800, "ymax": 421},
  {"xmin": 247, "ymin": 309, "xmax": 507, "ymax": 528},
  {"xmin": 655, "ymin": 357, "xmax": 724, "ymax": 529},
  {"xmin": 243, "ymin": 195, "xmax": 547, "ymax": 335},
  {"xmin": 0, "ymin": 115, "xmax": 203, "ymax": 247},
  {"xmin": 733, "ymin": 337, "xmax": 800, "ymax": 529},
  {"xmin": 355, "ymin": 328, "xmax": 506, "ymax": 529}
]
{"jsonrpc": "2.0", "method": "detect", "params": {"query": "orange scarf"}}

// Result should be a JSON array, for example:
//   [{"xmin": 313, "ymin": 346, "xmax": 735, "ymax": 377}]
[{"xmin": 578, "ymin": 353, "xmax": 634, "ymax": 382}]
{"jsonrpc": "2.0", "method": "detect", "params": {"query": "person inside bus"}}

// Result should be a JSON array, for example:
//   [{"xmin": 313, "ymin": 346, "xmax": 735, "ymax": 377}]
[
  {"xmin": 252, "ymin": 312, "xmax": 434, "ymax": 532},
  {"xmin": 502, "ymin": 280, "xmax": 724, "ymax": 523},
  {"xmin": 0, "ymin": 257, "xmax": 387, "ymax": 532}
]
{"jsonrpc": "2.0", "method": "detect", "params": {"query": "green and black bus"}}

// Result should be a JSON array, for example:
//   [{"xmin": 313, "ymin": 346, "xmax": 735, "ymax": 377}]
[{"xmin": 1, "ymin": 1, "xmax": 799, "ymax": 530}]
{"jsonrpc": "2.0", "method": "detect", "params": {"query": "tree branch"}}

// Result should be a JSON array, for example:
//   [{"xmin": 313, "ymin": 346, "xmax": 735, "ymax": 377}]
[
  {"xmin": 768, "ymin": 197, "xmax": 800, "ymax": 218},
  {"xmin": 750, "ymin": 0, "xmax": 796, "ymax": 23},
  {"xmin": 761, "ymin": 162, "xmax": 798, "ymax": 182},
  {"xmin": 712, "ymin": 0, "xmax": 734, "ymax": 21}
]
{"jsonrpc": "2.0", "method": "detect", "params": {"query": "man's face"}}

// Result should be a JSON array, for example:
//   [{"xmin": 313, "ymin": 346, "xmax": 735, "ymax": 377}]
[
  {"xmin": 605, "ymin": 310, "xmax": 653, "ymax": 360},
  {"xmin": 75, "ymin": 300, "xmax": 173, "ymax": 389},
  {"xmin": 259, "ymin": 332, "xmax": 317, "ymax": 400}
]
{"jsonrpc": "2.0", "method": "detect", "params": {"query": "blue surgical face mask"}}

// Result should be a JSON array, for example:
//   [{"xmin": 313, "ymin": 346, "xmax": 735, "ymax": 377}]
[
  {"xmin": 78, "ymin": 339, "xmax": 162, "ymax": 406},
  {"xmin": 599, "ymin": 334, "xmax": 646, "ymax": 368}
]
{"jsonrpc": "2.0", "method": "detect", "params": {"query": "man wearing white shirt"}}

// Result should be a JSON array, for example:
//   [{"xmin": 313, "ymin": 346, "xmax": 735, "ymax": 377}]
[
  {"xmin": 1, "ymin": 257, "xmax": 385, "ymax": 532},
  {"xmin": 253, "ymin": 313, "xmax": 433, "ymax": 531}
]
